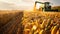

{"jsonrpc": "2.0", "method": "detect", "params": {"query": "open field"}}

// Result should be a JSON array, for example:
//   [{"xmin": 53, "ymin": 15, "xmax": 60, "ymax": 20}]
[
  {"xmin": 0, "ymin": 10, "xmax": 23, "ymax": 34},
  {"xmin": 0, "ymin": 6, "xmax": 60, "ymax": 34},
  {"xmin": 0, "ymin": 10, "xmax": 23, "ymax": 27}
]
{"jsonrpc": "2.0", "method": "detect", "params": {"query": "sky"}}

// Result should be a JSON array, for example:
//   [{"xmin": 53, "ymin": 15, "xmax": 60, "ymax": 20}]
[{"xmin": 0, "ymin": 0, "xmax": 60, "ymax": 10}]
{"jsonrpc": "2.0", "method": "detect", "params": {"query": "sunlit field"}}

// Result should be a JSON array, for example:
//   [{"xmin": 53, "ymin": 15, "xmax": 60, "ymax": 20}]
[
  {"xmin": 0, "ymin": 10, "xmax": 23, "ymax": 28},
  {"xmin": 0, "ymin": 6, "xmax": 60, "ymax": 34}
]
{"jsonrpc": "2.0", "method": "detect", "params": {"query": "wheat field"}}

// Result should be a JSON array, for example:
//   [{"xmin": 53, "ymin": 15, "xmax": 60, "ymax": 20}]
[{"xmin": 0, "ymin": 6, "xmax": 60, "ymax": 34}]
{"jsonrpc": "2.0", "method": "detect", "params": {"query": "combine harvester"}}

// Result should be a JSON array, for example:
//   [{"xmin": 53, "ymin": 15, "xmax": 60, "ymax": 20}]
[{"xmin": 33, "ymin": 1, "xmax": 58, "ymax": 12}]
